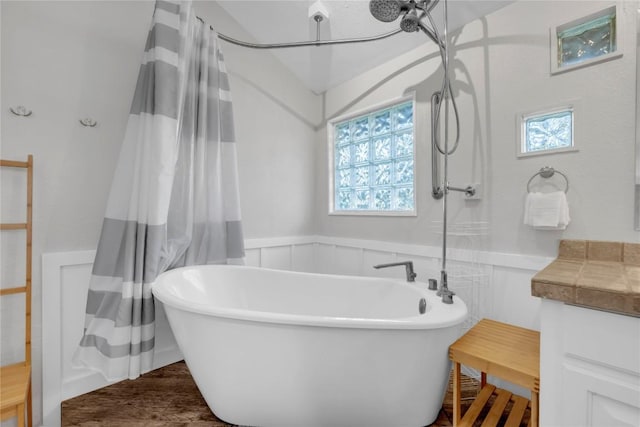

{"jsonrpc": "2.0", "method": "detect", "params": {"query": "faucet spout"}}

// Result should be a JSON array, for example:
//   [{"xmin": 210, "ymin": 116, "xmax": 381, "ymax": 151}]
[{"xmin": 373, "ymin": 261, "xmax": 417, "ymax": 282}]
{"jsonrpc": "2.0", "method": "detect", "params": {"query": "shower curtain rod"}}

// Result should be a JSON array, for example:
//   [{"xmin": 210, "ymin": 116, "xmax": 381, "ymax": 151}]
[{"xmin": 197, "ymin": 16, "xmax": 403, "ymax": 49}]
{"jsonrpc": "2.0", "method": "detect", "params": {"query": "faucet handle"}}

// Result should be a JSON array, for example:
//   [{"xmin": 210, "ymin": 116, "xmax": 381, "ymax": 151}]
[
  {"xmin": 441, "ymin": 288, "xmax": 455, "ymax": 304},
  {"xmin": 428, "ymin": 278, "xmax": 438, "ymax": 290}
]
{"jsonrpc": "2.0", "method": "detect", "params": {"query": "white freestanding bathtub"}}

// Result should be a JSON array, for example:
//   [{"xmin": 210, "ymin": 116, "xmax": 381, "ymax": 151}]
[{"xmin": 152, "ymin": 265, "xmax": 468, "ymax": 427}]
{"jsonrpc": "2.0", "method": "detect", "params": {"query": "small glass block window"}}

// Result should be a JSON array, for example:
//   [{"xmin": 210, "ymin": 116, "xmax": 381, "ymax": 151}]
[
  {"xmin": 558, "ymin": 13, "xmax": 615, "ymax": 67},
  {"xmin": 330, "ymin": 99, "xmax": 415, "ymax": 214},
  {"xmin": 521, "ymin": 108, "xmax": 574, "ymax": 156},
  {"xmin": 551, "ymin": 5, "xmax": 621, "ymax": 74}
]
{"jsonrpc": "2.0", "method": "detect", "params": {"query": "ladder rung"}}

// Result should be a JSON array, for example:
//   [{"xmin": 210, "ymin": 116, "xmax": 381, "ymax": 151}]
[
  {"xmin": 0, "ymin": 160, "xmax": 29, "ymax": 168},
  {"xmin": 0, "ymin": 286, "xmax": 27, "ymax": 296},
  {"xmin": 0, "ymin": 223, "xmax": 27, "ymax": 230}
]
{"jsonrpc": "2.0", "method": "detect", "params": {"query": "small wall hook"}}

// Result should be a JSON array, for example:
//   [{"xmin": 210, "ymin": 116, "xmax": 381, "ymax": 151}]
[
  {"xmin": 10, "ymin": 106, "xmax": 32, "ymax": 117},
  {"xmin": 79, "ymin": 118, "xmax": 97, "ymax": 127}
]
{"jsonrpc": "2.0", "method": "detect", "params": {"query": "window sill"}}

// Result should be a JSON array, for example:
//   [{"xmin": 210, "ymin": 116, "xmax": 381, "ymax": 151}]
[
  {"xmin": 329, "ymin": 210, "xmax": 417, "ymax": 217},
  {"xmin": 517, "ymin": 146, "xmax": 578, "ymax": 158}
]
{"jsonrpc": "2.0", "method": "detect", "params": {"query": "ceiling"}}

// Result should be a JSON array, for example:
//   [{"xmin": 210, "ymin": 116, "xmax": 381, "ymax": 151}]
[{"xmin": 215, "ymin": 1, "xmax": 514, "ymax": 93}]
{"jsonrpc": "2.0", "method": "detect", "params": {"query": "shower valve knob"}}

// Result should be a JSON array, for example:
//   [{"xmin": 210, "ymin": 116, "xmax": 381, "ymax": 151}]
[{"xmin": 441, "ymin": 289, "xmax": 455, "ymax": 305}]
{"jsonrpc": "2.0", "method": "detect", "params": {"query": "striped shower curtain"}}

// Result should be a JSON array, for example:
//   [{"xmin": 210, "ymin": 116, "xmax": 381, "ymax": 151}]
[{"xmin": 73, "ymin": 0, "xmax": 244, "ymax": 381}]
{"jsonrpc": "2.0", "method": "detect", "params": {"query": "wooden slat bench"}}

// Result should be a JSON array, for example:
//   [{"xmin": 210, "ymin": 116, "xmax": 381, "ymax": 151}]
[{"xmin": 449, "ymin": 318, "xmax": 540, "ymax": 427}]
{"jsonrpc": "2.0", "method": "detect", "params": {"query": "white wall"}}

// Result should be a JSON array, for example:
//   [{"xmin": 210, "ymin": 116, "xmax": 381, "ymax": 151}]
[
  {"xmin": 2, "ymin": 3, "xmax": 151, "ymax": 426},
  {"xmin": 194, "ymin": 1, "xmax": 322, "ymax": 239},
  {"xmin": 316, "ymin": 0, "xmax": 640, "ymax": 256},
  {"xmin": 1, "ymin": 1, "xmax": 319, "ymax": 425}
]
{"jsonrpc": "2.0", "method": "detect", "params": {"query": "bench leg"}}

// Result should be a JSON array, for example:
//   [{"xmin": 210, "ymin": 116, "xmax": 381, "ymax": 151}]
[
  {"xmin": 453, "ymin": 361, "xmax": 461, "ymax": 426},
  {"xmin": 27, "ymin": 380, "xmax": 32, "ymax": 427},
  {"xmin": 17, "ymin": 403, "xmax": 25, "ymax": 427},
  {"xmin": 481, "ymin": 372, "xmax": 487, "ymax": 388},
  {"xmin": 531, "ymin": 390, "xmax": 539, "ymax": 427}
]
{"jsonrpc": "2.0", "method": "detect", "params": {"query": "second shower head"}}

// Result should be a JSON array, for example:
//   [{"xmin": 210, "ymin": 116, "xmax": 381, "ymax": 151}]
[
  {"xmin": 369, "ymin": 0, "xmax": 437, "ymax": 32},
  {"xmin": 399, "ymin": 8, "xmax": 420, "ymax": 32}
]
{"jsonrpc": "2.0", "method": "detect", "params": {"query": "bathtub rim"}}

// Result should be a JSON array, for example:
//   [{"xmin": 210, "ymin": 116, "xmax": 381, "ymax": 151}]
[{"xmin": 152, "ymin": 265, "xmax": 468, "ymax": 330}]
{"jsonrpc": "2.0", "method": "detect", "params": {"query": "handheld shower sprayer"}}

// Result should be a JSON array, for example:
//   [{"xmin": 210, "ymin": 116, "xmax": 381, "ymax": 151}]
[{"xmin": 400, "ymin": 8, "xmax": 420, "ymax": 32}]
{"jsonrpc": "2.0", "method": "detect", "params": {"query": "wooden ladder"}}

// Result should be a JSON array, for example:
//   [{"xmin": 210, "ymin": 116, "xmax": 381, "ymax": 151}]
[{"xmin": 0, "ymin": 155, "xmax": 33, "ymax": 427}]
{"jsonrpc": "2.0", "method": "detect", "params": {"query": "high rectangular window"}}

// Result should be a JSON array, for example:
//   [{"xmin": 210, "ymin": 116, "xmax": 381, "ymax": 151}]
[
  {"xmin": 551, "ymin": 5, "xmax": 622, "ymax": 74},
  {"xmin": 329, "ymin": 97, "xmax": 416, "ymax": 215},
  {"xmin": 558, "ymin": 12, "xmax": 616, "ymax": 67}
]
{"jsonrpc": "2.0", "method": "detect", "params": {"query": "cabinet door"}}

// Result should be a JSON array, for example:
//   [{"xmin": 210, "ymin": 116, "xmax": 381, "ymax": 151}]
[
  {"xmin": 562, "ymin": 356, "xmax": 640, "ymax": 427},
  {"xmin": 562, "ymin": 305, "xmax": 640, "ymax": 426},
  {"xmin": 541, "ymin": 302, "xmax": 640, "ymax": 427}
]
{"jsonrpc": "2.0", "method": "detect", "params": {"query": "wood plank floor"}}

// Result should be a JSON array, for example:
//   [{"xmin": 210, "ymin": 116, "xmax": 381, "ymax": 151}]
[{"xmin": 62, "ymin": 361, "xmax": 510, "ymax": 426}]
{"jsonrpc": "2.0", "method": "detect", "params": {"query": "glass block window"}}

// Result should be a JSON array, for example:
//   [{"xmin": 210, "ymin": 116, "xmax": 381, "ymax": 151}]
[
  {"xmin": 520, "ymin": 108, "xmax": 574, "ymax": 156},
  {"xmin": 330, "ymin": 99, "xmax": 415, "ymax": 214},
  {"xmin": 558, "ymin": 12, "xmax": 615, "ymax": 66},
  {"xmin": 551, "ymin": 5, "xmax": 621, "ymax": 74}
]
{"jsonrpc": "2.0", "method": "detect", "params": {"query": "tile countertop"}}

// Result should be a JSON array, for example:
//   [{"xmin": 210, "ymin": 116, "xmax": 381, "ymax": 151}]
[{"xmin": 531, "ymin": 240, "xmax": 640, "ymax": 317}]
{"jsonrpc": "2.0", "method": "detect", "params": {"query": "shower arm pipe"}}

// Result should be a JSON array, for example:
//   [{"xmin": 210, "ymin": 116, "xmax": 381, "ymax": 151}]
[
  {"xmin": 441, "ymin": 0, "xmax": 450, "ymax": 282},
  {"xmin": 216, "ymin": 28, "xmax": 404, "ymax": 49},
  {"xmin": 435, "ymin": 0, "xmax": 456, "ymax": 303},
  {"xmin": 448, "ymin": 185, "xmax": 475, "ymax": 196}
]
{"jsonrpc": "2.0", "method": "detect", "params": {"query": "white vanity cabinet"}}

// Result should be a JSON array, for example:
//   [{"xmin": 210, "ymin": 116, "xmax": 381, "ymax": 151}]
[{"xmin": 540, "ymin": 300, "xmax": 640, "ymax": 427}]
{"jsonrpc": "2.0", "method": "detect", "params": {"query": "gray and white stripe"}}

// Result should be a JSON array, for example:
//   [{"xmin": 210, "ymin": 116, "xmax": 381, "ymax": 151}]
[{"xmin": 73, "ymin": 0, "xmax": 245, "ymax": 381}]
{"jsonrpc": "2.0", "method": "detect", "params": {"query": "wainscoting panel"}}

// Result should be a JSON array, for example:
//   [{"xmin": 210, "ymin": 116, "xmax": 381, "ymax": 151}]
[
  {"xmin": 42, "ymin": 251, "xmax": 97, "ymax": 427},
  {"xmin": 244, "ymin": 236, "xmax": 316, "ymax": 272},
  {"xmin": 59, "ymin": 262, "xmax": 97, "ymax": 395},
  {"xmin": 42, "ymin": 237, "xmax": 319, "ymax": 426},
  {"xmin": 291, "ymin": 244, "xmax": 316, "ymax": 272},
  {"xmin": 313, "ymin": 242, "xmax": 336, "ymax": 274},
  {"xmin": 491, "ymin": 265, "xmax": 542, "ymax": 329},
  {"xmin": 311, "ymin": 237, "xmax": 550, "ymax": 337},
  {"xmin": 259, "ymin": 245, "xmax": 291, "ymax": 270},
  {"xmin": 41, "ymin": 235, "xmax": 552, "ymax": 427},
  {"xmin": 244, "ymin": 248, "xmax": 261, "ymax": 267},
  {"xmin": 332, "ymin": 246, "xmax": 363, "ymax": 276}
]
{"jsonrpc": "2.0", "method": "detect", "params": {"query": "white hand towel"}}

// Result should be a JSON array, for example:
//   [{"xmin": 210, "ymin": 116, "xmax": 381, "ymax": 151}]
[{"xmin": 524, "ymin": 191, "xmax": 570, "ymax": 230}]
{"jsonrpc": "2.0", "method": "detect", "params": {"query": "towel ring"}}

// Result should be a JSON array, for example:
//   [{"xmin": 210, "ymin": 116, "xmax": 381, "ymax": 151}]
[{"xmin": 527, "ymin": 166, "xmax": 569, "ymax": 193}]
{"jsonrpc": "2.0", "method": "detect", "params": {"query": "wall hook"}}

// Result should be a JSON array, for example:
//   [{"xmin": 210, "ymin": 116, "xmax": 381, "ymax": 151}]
[
  {"xmin": 79, "ymin": 118, "xmax": 97, "ymax": 127},
  {"xmin": 10, "ymin": 106, "xmax": 32, "ymax": 117}
]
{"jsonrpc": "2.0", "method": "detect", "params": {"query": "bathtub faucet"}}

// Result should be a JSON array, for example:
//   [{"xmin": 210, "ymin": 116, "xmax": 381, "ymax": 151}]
[
  {"xmin": 438, "ymin": 270, "xmax": 455, "ymax": 304},
  {"xmin": 373, "ymin": 261, "xmax": 417, "ymax": 282}
]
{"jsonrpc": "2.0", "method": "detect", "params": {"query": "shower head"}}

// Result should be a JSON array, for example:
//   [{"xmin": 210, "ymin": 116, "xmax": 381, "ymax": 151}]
[
  {"xmin": 400, "ymin": 9, "xmax": 420, "ymax": 32},
  {"xmin": 370, "ymin": 0, "xmax": 431, "ymax": 33},
  {"xmin": 369, "ymin": 0, "xmax": 402, "ymax": 23}
]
